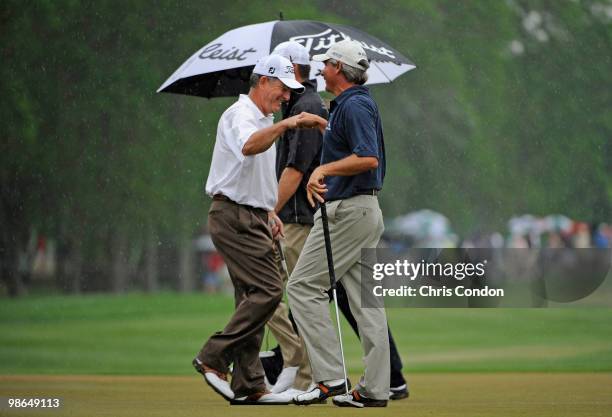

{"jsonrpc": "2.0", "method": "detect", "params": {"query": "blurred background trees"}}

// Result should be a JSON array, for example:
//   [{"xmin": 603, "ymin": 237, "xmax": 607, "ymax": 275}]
[{"xmin": 1, "ymin": 0, "xmax": 610, "ymax": 296}]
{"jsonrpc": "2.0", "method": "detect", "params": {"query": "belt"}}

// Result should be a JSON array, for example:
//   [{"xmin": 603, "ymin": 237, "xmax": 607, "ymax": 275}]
[
  {"xmin": 353, "ymin": 189, "xmax": 379, "ymax": 197},
  {"xmin": 212, "ymin": 194, "xmax": 231, "ymax": 202},
  {"xmin": 212, "ymin": 194, "xmax": 268, "ymax": 215}
]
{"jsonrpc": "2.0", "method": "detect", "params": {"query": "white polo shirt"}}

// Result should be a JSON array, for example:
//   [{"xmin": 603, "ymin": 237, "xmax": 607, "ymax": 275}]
[{"xmin": 205, "ymin": 94, "xmax": 277, "ymax": 211}]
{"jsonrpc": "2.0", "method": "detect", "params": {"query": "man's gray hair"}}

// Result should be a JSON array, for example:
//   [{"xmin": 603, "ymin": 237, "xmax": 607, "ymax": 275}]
[
  {"xmin": 249, "ymin": 73, "xmax": 282, "ymax": 89},
  {"xmin": 249, "ymin": 73, "xmax": 262, "ymax": 88},
  {"xmin": 329, "ymin": 58, "xmax": 368, "ymax": 85}
]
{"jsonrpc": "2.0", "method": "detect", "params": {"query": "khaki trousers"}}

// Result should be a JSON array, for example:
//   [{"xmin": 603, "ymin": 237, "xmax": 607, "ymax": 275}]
[
  {"xmin": 287, "ymin": 195, "xmax": 390, "ymax": 400},
  {"xmin": 266, "ymin": 223, "xmax": 313, "ymax": 390},
  {"xmin": 198, "ymin": 200, "xmax": 283, "ymax": 397}
]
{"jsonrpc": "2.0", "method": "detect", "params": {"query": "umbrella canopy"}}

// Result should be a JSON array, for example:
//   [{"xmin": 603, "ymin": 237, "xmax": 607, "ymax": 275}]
[
  {"xmin": 543, "ymin": 214, "xmax": 573, "ymax": 233},
  {"xmin": 157, "ymin": 20, "xmax": 415, "ymax": 98},
  {"xmin": 389, "ymin": 209, "xmax": 452, "ymax": 240},
  {"xmin": 385, "ymin": 209, "xmax": 458, "ymax": 248}
]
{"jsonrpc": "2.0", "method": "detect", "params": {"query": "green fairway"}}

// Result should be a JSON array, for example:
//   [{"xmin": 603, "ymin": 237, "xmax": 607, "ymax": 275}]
[
  {"xmin": 1, "ymin": 373, "xmax": 612, "ymax": 417},
  {"xmin": 0, "ymin": 293, "xmax": 611, "ymax": 375}
]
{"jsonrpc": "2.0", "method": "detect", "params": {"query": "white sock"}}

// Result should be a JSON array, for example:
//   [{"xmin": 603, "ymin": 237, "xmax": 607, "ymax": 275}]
[{"xmin": 323, "ymin": 378, "xmax": 344, "ymax": 386}]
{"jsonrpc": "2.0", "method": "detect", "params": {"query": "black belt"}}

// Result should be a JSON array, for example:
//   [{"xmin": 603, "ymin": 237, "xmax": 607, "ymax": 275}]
[
  {"xmin": 353, "ymin": 189, "xmax": 379, "ymax": 197},
  {"xmin": 212, "ymin": 194, "xmax": 268, "ymax": 215},
  {"xmin": 212, "ymin": 194, "xmax": 231, "ymax": 202}
]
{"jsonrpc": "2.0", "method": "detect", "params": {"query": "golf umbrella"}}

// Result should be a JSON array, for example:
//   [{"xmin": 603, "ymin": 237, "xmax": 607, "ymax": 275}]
[
  {"xmin": 157, "ymin": 19, "xmax": 415, "ymax": 98},
  {"xmin": 389, "ymin": 209, "xmax": 452, "ymax": 240}
]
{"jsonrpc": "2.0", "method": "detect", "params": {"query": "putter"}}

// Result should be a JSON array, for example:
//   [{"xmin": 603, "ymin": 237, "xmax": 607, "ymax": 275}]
[{"xmin": 320, "ymin": 202, "xmax": 350, "ymax": 396}]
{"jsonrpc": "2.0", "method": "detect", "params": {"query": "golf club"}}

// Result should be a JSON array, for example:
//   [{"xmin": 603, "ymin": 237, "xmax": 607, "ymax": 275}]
[
  {"xmin": 320, "ymin": 202, "xmax": 350, "ymax": 396},
  {"xmin": 275, "ymin": 240, "xmax": 289, "ymax": 277}
]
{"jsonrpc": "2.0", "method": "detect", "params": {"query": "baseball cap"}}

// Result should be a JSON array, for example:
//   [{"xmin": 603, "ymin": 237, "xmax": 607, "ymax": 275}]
[
  {"xmin": 253, "ymin": 54, "xmax": 305, "ymax": 92},
  {"xmin": 312, "ymin": 39, "xmax": 370, "ymax": 71},
  {"xmin": 271, "ymin": 41, "xmax": 310, "ymax": 65}
]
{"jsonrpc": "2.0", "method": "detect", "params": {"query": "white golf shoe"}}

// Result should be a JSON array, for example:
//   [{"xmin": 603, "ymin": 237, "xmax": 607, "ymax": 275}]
[
  {"xmin": 293, "ymin": 380, "xmax": 350, "ymax": 405},
  {"xmin": 332, "ymin": 390, "xmax": 388, "ymax": 408},
  {"xmin": 230, "ymin": 391, "xmax": 291, "ymax": 405},
  {"xmin": 192, "ymin": 358, "xmax": 234, "ymax": 401},
  {"xmin": 271, "ymin": 366, "xmax": 299, "ymax": 393}
]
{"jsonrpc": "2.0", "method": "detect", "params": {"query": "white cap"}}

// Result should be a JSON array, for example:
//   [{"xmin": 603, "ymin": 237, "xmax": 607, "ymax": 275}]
[
  {"xmin": 271, "ymin": 41, "xmax": 310, "ymax": 65},
  {"xmin": 253, "ymin": 54, "xmax": 305, "ymax": 92},
  {"xmin": 312, "ymin": 40, "xmax": 370, "ymax": 71}
]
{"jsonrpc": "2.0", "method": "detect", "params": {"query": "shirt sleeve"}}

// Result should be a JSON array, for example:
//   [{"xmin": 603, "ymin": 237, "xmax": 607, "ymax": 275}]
[
  {"xmin": 285, "ymin": 100, "xmax": 327, "ymax": 174},
  {"xmin": 343, "ymin": 98, "xmax": 380, "ymax": 159},
  {"xmin": 225, "ymin": 109, "xmax": 259, "ymax": 161},
  {"xmin": 286, "ymin": 128, "xmax": 322, "ymax": 174}
]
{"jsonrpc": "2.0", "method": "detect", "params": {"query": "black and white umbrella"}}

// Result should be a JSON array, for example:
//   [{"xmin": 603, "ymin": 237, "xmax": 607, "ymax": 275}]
[{"xmin": 157, "ymin": 20, "xmax": 415, "ymax": 98}]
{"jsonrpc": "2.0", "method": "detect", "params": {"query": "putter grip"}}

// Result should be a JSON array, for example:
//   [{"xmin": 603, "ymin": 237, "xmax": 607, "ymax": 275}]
[{"xmin": 320, "ymin": 203, "xmax": 337, "ymax": 290}]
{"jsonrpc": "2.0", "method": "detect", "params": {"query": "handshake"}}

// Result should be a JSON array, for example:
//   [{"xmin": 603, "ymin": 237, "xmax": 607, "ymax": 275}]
[{"xmin": 283, "ymin": 112, "xmax": 328, "ymax": 133}]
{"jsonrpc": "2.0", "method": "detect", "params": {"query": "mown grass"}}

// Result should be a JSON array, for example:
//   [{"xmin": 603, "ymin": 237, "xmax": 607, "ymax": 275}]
[
  {"xmin": 2, "ymin": 373, "xmax": 612, "ymax": 417},
  {"xmin": 1, "ymin": 292, "xmax": 611, "ymax": 375}
]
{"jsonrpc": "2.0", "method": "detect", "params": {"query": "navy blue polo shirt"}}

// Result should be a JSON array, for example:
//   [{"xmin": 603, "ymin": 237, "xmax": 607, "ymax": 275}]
[{"xmin": 321, "ymin": 86, "xmax": 386, "ymax": 201}]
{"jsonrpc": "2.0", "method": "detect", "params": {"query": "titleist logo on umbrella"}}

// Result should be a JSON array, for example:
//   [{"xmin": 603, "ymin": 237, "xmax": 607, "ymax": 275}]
[
  {"xmin": 198, "ymin": 43, "xmax": 257, "ymax": 61},
  {"xmin": 157, "ymin": 20, "xmax": 415, "ymax": 98},
  {"xmin": 289, "ymin": 28, "xmax": 396, "ymax": 59}
]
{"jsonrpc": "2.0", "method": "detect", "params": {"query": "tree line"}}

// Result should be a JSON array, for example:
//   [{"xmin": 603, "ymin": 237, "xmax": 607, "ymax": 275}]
[{"xmin": 1, "ymin": 0, "xmax": 610, "ymax": 296}]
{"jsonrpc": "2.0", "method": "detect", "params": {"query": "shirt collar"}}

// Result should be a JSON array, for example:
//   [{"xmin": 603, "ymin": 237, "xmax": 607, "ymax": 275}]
[
  {"xmin": 330, "ymin": 85, "xmax": 369, "ymax": 112},
  {"xmin": 239, "ymin": 94, "xmax": 273, "ymax": 120}
]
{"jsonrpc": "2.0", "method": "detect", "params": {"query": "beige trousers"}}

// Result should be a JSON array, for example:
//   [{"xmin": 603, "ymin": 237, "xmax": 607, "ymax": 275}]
[
  {"xmin": 287, "ymin": 196, "xmax": 390, "ymax": 400},
  {"xmin": 266, "ymin": 223, "xmax": 313, "ymax": 390}
]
